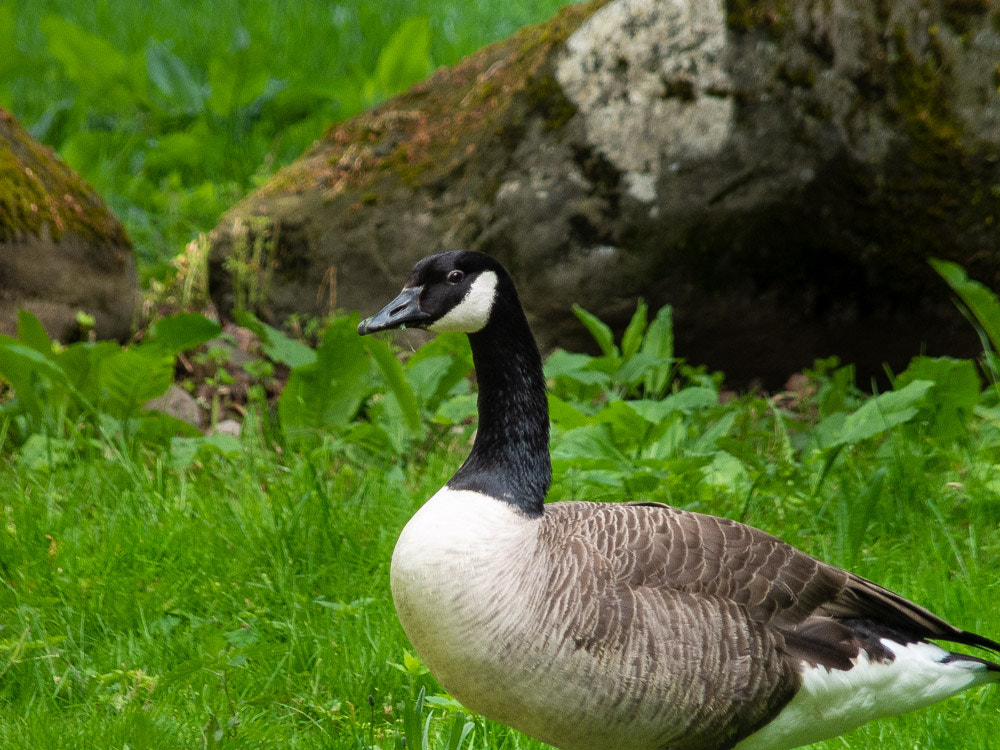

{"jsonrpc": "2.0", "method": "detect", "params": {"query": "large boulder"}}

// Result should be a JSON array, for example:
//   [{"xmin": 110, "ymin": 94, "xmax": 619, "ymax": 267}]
[
  {"xmin": 1, "ymin": 107, "xmax": 138, "ymax": 341},
  {"xmin": 208, "ymin": 0, "xmax": 1000, "ymax": 386}
]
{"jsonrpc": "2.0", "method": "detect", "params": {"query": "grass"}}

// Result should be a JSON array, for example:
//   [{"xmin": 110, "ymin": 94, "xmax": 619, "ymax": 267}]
[
  {"xmin": 2, "ymin": 2, "xmax": 1000, "ymax": 747},
  {"xmin": 1, "ymin": 0, "xmax": 577, "ymax": 275},
  {"xmin": 0, "ymin": 387, "xmax": 998, "ymax": 748}
]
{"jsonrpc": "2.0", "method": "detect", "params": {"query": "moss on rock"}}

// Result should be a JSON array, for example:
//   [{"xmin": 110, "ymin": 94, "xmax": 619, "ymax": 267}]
[
  {"xmin": 724, "ymin": 0, "xmax": 791, "ymax": 34},
  {"xmin": 251, "ymin": 0, "xmax": 608, "ymax": 204},
  {"xmin": 1, "ymin": 108, "xmax": 137, "ymax": 341},
  {"xmin": 0, "ymin": 108, "xmax": 129, "ymax": 247}
]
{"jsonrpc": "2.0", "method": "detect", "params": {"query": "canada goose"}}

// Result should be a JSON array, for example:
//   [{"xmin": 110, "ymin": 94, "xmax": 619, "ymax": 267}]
[{"xmin": 357, "ymin": 250, "xmax": 999, "ymax": 750}]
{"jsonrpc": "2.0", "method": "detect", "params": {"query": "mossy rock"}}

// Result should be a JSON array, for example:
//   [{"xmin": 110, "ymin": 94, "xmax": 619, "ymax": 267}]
[
  {"xmin": 0, "ymin": 107, "xmax": 138, "ymax": 341},
  {"xmin": 210, "ymin": 0, "xmax": 1000, "ymax": 387}
]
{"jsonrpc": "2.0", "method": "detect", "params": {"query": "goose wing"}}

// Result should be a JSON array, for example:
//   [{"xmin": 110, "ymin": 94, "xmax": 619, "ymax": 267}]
[
  {"xmin": 551, "ymin": 500, "xmax": 1000, "ymax": 668},
  {"xmin": 536, "ymin": 501, "xmax": 999, "ymax": 748}
]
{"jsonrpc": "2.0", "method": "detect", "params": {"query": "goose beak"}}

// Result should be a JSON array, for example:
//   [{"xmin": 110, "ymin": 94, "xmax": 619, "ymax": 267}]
[{"xmin": 358, "ymin": 286, "xmax": 431, "ymax": 335}]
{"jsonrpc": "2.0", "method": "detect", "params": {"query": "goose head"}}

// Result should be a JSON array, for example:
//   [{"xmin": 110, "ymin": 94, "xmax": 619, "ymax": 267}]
[{"xmin": 357, "ymin": 251, "xmax": 503, "ymax": 336}]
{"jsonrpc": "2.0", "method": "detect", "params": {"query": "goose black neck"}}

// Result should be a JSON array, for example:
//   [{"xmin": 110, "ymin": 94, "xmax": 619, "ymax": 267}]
[{"xmin": 447, "ymin": 284, "xmax": 551, "ymax": 517}]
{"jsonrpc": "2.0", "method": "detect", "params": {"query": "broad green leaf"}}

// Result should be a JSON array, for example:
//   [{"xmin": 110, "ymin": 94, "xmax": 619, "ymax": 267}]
[
  {"xmin": 207, "ymin": 54, "xmax": 272, "ymax": 115},
  {"xmin": 423, "ymin": 694, "xmax": 465, "ymax": 712},
  {"xmin": 278, "ymin": 317, "xmax": 368, "ymax": 441},
  {"xmin": 136, "ymin": 410, "xmax": 202, "ymax": 442},
  {"xmin": 931, "ymin": 259, "xmax": 1000, "ymax": 353},
  {"xmin": 148, "ymin": 313, "xmax": 222, "ymax": 355},
  {"xmin": 146, "ymin": 131, "xmax": 213, "ymax": 173},
  {"xmin": 568, "ymin": 468, "xmax": 626, "ymax": 489},
  {"xmin": 624, "ymin": 469, "xmax": 661, "ymax": 495},
  {"xmin": 547, "ymin": 393, "xmax": 590, "ymax": 430},
  {"xmin": 552, "ymin": 367, "xmax": 611, "ymax": 388},
  {"xmin": 263, "ymin": 82, "xmax": 337, "ymax": 125},
  {"xmin": 364, "ymin": 337, "xmax": 421, "ymax": 435},
  {"xmin": 701, "ymin": 451, "xmax": 751, "ymax": 494},
  {"xmin": 0, "ymin": 343, "xmax": 68, "ymax": 383},
  {"xmin": 628, "ymin": 386, "xmax": 718, "ymax": 423},
  {"xmin": 543, "ymin": 350, "xmax": 593, "ymax": 380},
  {"xmin": 370, "ymin": 17, "xmax": 432, "ymax": 99},
  {"xmin": 55, "ymin": 341, "xmax": 121, "ymax": 401},
  {"xmin": 593, "ymin": 400, "xmax": 650, "ymax": 452},
  {"xmin": 896, "ymin": 357, "xmax": 981, "ymax": 440},
  {"xmin": 405, "ymin": 333, "xmax": 473, "ymax": 410},
  {"xmin": 371, "ymin": 390, "xmax": 411, "ymax": 454},
  {"xmin": 813, "ymin": 411, "xmax": 847, "ymax": 449},
  {"xmin": 620, "ymin": 300, "xmax": 648, "ymax": 361},
  {"xmin": 974, "ymin": 404, "xmax": 1000, "ymax": 423},
  {"xmin": 202, "ymin": 433, "xmax": 242, "ymax": 456},
  {"xmin": 407, "ymin": 356, "xmax": 457, "ymax": 408},
  {"xmin": 434, "ymin": 394, "xmax": 477, "ymax": 426},
  {"xmin": 830, "ymin": 380, "xmax": 934, "ymax": 447},
  {"xmin": 0, "ymin": 6, "xmax": 16, "ymax": 77},
  {"xmin": 98, "ymin": 345, "xmax": 175, "ymax": 417},
  {"xmin": 17, "ymin": 434, "xmax": 73, "ymax": 473},
  {"xmin": 444, "ymin": 714, "xmax": 476, "ymax": 750},
  {"xmin": 616, "ymin": 351, "xmax": 670, "ymax": 389},
  {"xmin": 145, "ymin": 39, "xmax": 205, "ymax": 113},
  {"xmin": 572, "ymin": 304, "xmax": 619, "ymax": 359},
  {"xmin": 341, "ymin": 422, "xmax": 397, "ymax": 466},
  {"xmin": 0, "ymin": 340, "xmax": 50, "ymax": 424},
  {"xmin": 552, "ymin": 423, "xmax": 628, "ymax": 463},
  {"xmin": 42, "ymin": 15, "xmax": 127, "ymax": 82},
  {"xmin": 17, "ymin": 310, "xmax": 51, "ymax": 354},
  {"xmin": 641, "ymin": 304, "xmax": 674, "ymax": 397},
  {"xmin": 692, "ymin": 411, "xmax": 737, "ymax": 454},
  {"xmin": 27, "ymin": 97, "xmax": 76, "ymax": 143},
  {"xmin": 639, "ymin": 416, "xmax": 685, "ymax": 460},
  {"xmin": 170, "ymin": 433, "xmax": 242, "ymax": 470},
  {"xmin": 59, "ymin": 130, "xmax": 120, "ymax": 176},
  {"xmin": 40, "ymin": 15, "xmax": 141, "ymax": 104},
  {"xmin": 236, "ymin": 312, "xmax": 316, "ymax": 368}
]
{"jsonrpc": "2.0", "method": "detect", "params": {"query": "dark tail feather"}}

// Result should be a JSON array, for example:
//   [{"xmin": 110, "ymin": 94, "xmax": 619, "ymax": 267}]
[{"xmin": 941, "ymin": 650, "xmax": 1000, "ymax": 683}]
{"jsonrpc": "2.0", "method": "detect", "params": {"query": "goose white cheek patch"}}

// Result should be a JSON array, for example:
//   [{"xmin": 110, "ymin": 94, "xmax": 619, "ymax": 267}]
[{"xmin": 428, "ymin": 271, "xmax": 498, "ymax": 333}]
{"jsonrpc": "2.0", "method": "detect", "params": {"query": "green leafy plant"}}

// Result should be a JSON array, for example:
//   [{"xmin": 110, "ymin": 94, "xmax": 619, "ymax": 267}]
[
  {"xmin": 0, "ymin": 310, "xmax": 220, "ymax": 462},
  {"xmin": 390, "ymin": 687, "xmax": 475, "ymax": 750},
  {"xmin": 931, "ymin": 258, "xmax": 1000, "ymax": 386},
  {"xmin": 547, "ymin": 301, "xmax": 676, "ymax": 405},
  {"xmin": 277, "ymin": 315, "xmax": 370, "ymax": 444}
]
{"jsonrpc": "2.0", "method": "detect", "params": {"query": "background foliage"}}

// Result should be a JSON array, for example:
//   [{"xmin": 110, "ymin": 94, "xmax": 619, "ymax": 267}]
[
  {"xmin": 2, "ymin": 1, "xmax": 1000, "ymax": 747},
  {"xmin": 0, "ymin": 0, "xmax": 573, "ymax": 276}
]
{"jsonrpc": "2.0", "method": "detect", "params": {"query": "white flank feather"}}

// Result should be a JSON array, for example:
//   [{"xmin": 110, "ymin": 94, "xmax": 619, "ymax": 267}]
[{"xmin": 735, "ymin": 639, "xmax": 993, "ymax": 750}]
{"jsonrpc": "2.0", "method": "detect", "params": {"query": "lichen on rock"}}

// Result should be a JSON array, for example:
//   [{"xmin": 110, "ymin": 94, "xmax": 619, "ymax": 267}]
[{"xmin": 556, "ymin": 0, "xmax": 735, "ymax": 205}]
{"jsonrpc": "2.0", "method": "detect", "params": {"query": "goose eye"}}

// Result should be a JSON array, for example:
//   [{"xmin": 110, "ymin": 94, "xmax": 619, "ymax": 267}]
[{"xmin": 446, "ymin": 270, "xmax": 465, "ymax": 285}]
